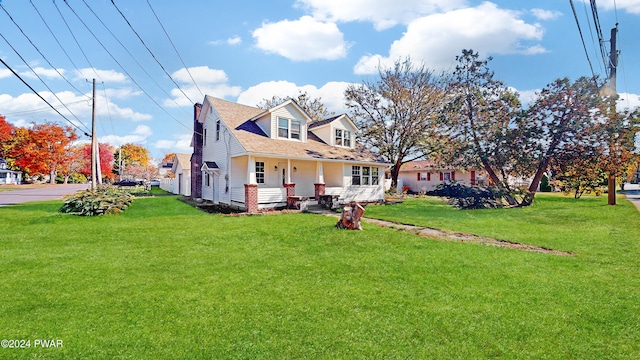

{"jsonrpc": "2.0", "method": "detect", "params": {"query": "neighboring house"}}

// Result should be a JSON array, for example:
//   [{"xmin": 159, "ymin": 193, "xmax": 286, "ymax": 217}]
[
  {"xmin": 398, "ymin": 160, "xmax": 485, "ymax": 193},
  {"xmin": 190, "ymin": 96, "xmax": 390, "ymax": 212},
  {"xmin": 171, "ymin": 153, "xmax": 191, "ymax": 196},
  {"xmin": 0, "ymin": 158, "xmax": 22, "ymax": 185},
  {"xmin": 158, "ymin": 161, "xmax": 173, "ymax": 178}
]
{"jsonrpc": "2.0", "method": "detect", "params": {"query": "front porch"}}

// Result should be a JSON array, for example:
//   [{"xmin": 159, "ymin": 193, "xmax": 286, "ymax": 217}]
[{"xmin": 227, "ymin": 155, "xmax": 385, "ymax": 212}]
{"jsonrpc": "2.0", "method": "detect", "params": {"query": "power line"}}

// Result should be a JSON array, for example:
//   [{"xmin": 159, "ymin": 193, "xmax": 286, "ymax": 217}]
[
  {"xmin": 589, "ymin": 0, "xmax": 609, "ymax": 74},
  {"xmin": 110, "ymin": 0, "xmax": 196, "ymax": 105},
  {"xmin": 146, "ymin": 0, "xmax": 204, "ymax": 99},
  {"xmin": 581, "ymin": 0, "xmax": 605, "ymax": 76},
  {"xmin": 569, "ymin": 0, "xmax": 598, "ymax": 80},
  {"xmin": 0, "ymin": 58, "xmax": 90, "ymax": 137},
  {"xmin": 78, "ymin": 0, "xmax": 191, "ymax": 113},
  {"xmin": 52, "ymin": 0, "xmax": 101, "ymax": 81},
  {"xmin": 0, "ymin": 30, "xmax": 91, "ymax": 133},
  {"xmin": 29, "ymin": 0, "xmax": 85, "ymax": 80},
  {"xmin": 0, "ymin": 3, "xmax": 89, "ymax": 99},
  {"xmin": 62, "ymin": 0, "xmax": 194, "ymax": 132},
  {"xmin": 2, "ymin": 100, "xmax": 88, "ymax": 117}
]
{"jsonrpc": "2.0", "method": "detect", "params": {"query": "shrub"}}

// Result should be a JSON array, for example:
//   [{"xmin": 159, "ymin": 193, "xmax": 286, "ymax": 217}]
[
  {"xmin": 60, "ymin": 186, "xmax": 135, "ymax": 216},
  {"xmin": 430, "ymin": 181, "xmax": 512, "ymax": 209}
]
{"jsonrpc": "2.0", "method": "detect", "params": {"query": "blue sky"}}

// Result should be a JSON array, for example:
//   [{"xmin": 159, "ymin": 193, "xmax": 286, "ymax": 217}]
[{"xmin": 1, "ymin": 0, "xmax": 639, "ymax": 159}]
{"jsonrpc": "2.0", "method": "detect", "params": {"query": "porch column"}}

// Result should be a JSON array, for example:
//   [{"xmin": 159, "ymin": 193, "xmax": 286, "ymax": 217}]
[
  {"xmin": 247, "ymin": 155, "xmax": 256, "ymax": 184},
  {"xmin": 244, "ymin": 184, "xmax": 258, "ymax": 213},
  {"xmin": 316, "ymin": 161, "xmax": 325, "ymax": 184}
]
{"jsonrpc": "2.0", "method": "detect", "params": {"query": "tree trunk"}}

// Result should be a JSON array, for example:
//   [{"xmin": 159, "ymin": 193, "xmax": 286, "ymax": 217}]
[
  {"xmin": 49, "ymin": 170, "xmax": 56, "ymax": 184},
  {"xmin": 607, "ymin": 174, "xmax": 616, "ymax": 205}
]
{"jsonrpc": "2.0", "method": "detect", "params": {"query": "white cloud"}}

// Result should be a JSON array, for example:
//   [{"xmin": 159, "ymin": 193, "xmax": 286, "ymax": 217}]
[
  {"xmin": 0, "ymin": 90, "xmax": 151, "ymax": 126},
  {"xmin": 1, "ymin": 68, "xmax": 14, "ymax": 79},
  {"xmin": 153, "ymin": 133, "xmax": 193, "ymax": 153},
  {"xmin": 164, "ymin": 66, "xmax": 242, "ymax": 107},
  {"xmin": 295, "ymin": 0, "xmax": 466, "ymax": 30},
  {"xmin": 99, "ymin": 125, "xmax": 153, "ymax": 147},
  {"xmin": 594, "ymin": 0, "xmax": 640, "ymax": 14},
  {"xmin": 252, "ymin": 16, "xmax": 348, "ymax": 61},
  {"xmin": 531, "ymin": 8, "xmax": 562, "ymax": 20},
  {"xmin": 19, "ymin": 67, "xmax": 64, "ymax": 80},
  {"xmin": 103, "ymin": 87, "xmax": 143, "ymax": 99},
  {"xmin": 354, "ymin": 2, "xmax": 545, "ymax": 74},
  {"xmin": 618, "ymin": 92, "xmax": 640, "ymax": 111},
  {"xmin": 74, "ymin": 68, "xmax": 128, "ymax": 83},
  {"xmin": 227, "ymin": 36, "xmax": 242, "ymax": 45},
  {"xmin": 237, "ymin": 80, "xmax": 352, "ymax": 114}
]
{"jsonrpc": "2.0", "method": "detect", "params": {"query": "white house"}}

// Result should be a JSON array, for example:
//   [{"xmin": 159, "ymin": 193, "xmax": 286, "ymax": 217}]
[
  {"xmin": 398, "ymin": 160, "xmax": 485, "ymax": 193},
  {"xmin": 0, "ymin": 158, "xmax": 22, "ymax": 185},
  {"xmin": 171, "ymin": 153, "xmax": 191, "ymax": 196},
  {"xmin": 191, "ymin": 96, "xmax": 390, "ymax": 212}
]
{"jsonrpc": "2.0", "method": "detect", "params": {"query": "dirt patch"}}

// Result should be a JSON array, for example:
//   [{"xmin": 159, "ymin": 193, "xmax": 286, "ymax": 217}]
[{"xmin": 362, "ymin": 217, "xmax": 573, "ymax": 256}]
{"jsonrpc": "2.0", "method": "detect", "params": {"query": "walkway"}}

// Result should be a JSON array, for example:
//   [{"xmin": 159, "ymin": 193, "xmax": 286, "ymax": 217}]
[{"xmin": 307, "ymin": 206, "xmax": 573, "ymax": 256}]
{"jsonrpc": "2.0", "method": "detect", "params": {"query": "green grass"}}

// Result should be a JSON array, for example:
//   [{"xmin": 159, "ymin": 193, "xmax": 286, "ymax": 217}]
[{"xmin": 1, "ymin": 195, "xmax": 639, "ymax": 359}]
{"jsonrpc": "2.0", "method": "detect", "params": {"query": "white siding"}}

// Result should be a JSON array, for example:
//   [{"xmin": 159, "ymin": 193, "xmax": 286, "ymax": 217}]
[
  {"xmin": 312, "ymin": 125, "xmax": 333, "ymax": 146},
  {"xmin": 272, "ymin": 106, "xmax": 308, "ymax": 142},
  {"xmin": 255, "ymin": 115, "xmax": 271, "ymax": 138},
  {"xmin": 398, "ymin": 170, "xmax": 479, "ymax": 193}
]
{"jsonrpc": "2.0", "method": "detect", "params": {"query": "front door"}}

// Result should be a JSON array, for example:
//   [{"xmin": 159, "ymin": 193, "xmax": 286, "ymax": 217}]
[{"xmin": 278, "ymin": 162, "xmax": 287, "ymax": 186}]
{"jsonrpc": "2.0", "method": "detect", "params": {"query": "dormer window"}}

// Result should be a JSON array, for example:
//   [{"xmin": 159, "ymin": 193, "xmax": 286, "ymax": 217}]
[
  {"xmin": 278, "ymin": 117, "xmax": 302, "ymax": 140},
  {"xmin": 335, "ymin": 129, "xmax": 351, "ymax": 147}
]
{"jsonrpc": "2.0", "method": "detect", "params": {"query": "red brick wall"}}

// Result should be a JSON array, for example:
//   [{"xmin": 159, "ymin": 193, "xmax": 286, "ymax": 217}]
[
  {"xmin": 244, "ymin": 184, "xmax": 258, "ymax": 213},
  {"xmin": 314, "ymin": 183, "xmax": 326, "ymax": 201},
  {"xmin": 283, "ymin": 183, "xmax": 295, "ymax": 197}
]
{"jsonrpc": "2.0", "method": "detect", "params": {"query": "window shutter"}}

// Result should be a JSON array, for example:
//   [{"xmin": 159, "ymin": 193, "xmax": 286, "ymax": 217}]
[
  {"xmin": 439, "ymin": 172, "xmax": 443, "ymax": 181},
  {"xmin": 427, "ymin": 173, "xmax": 431, "ymax": 181},
  {"xmin": 451, "ymin": 171, "xmax": 455, "ymax": 180},
  {"xmin": 417, "ymin": 173, "xmax": 420, "ymax": 181}
]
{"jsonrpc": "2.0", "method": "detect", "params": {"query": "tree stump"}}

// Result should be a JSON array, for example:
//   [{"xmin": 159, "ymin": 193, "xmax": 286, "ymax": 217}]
[{"xmin": 335, "ymin": 202, "xmax": 365, "ymax": 230}]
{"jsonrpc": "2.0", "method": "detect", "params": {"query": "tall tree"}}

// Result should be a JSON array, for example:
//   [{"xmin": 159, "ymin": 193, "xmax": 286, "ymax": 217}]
[
  {"xmin": 78, "ymin": 143, "xmax": 116, "ymax": 182},
  {"xmin": 0, "ymin": 115, "xmax": 13, "ymax": 145},
  {"xmin": 7, "ymin": 122, "xmax": 78, "ymax": 183},
  {"xmin": 113, "ymin": 143, "xmax": 150, "ymax": 177},
  {"xmin": 345, "ymin": 58, "xmax": 446, "ymax": 189},
  {"xmin": 440, "ymin": 50, "xmax": 524, "ymax": 195},
  {"xmin": 523, "ymin": 76, "xmax": 606, "ymax": 196},
  {"xmin": 258, "ymin": 90, "xmax": 335, "ymax": 122}
]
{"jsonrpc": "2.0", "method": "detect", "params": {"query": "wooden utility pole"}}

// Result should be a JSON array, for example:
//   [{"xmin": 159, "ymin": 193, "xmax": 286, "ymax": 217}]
[
  {"xmin": 90, "ymin": 78, "xmax": 97, "ymax": 190},
  {"xmin": 607, "ymin": 26, "xmax": 618, "ymax": 206}
]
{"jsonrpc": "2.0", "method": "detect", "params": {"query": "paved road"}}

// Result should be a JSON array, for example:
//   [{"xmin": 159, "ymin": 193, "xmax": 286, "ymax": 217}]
[
  {"xmin": 0, "ymin": 184, "xmax": 89, "ymax": 206},
  {"xmin": 620, "ymin": 183, "xmax": 640, "ymax": 211}
]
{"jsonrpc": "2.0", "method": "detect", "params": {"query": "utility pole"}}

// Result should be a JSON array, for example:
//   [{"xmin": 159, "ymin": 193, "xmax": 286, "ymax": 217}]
[
  {"xmin": 607, "ymin": 26, "xmax": 618, "ymax": 206},
  {"xmin": 90, "ymin": 78, "xmax": 97, "ymax": 190}
]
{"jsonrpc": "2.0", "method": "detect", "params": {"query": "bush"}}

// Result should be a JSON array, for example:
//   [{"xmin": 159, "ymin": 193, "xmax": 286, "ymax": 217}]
[
  {"xmin": 60, "ymin": 186, "xmax": 135, "ymax": 216},
  {"xmin": 430, "ymin": 181, "xmax": 510, "ymax": 209}
]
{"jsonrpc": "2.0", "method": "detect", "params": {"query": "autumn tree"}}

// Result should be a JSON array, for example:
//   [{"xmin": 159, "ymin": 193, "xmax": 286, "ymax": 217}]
[
  {"xmin": 440, "ymin": 50, "xmax": 525, "ymax": 199},
  {"xmin": 75, "ymin": 143, "xmax": 116, "ymax": 182},
  {"xmin": 0, "ymin": 115, "xmax": 13, "ymax": 145},
  {"xmin": 523, "ymin": 76, "xmax": 607, "ymax": 199},
  {"xmin": 345, "ymin": 58, "xmax": 447, "ymax": 189},
  {"xmin": 258, "ymin": 90, "xmax": 335, "ymax": 122},
  {"xmin": 6, "ymin": 122, "xmax": 78, "ymax": 183},
  {"xmin": 113, "ymin": 143, "xmax": 150, "ymax": 178}
]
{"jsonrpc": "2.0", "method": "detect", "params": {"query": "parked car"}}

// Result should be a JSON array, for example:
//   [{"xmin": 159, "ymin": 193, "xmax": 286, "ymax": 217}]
[
  {"xmin": 113, "ymin": 180, "xmax": 143, "ymax": 187},
  {"xmin": 149, "ymin": 179, "xmax": 161, "ymax": 186}
]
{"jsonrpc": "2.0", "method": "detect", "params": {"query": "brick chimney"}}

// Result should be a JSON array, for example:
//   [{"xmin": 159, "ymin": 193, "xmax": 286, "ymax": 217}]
[{"xmin": 191, "ymin": 103, "xmax": 203, "ymax": 199}]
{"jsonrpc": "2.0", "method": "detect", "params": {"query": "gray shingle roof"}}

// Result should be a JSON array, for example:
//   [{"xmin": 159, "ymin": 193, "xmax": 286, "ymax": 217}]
[{"xmin": 207, "ymin": 96, "xmax": 388, "ymax": 164}]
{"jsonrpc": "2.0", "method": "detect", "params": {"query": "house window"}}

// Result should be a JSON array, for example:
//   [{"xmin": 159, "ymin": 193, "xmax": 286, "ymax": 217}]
[
  {"xmin": 203, "ymin": 128, "xmax": 207, "ymax": 147},
  {"xmin": 255, "ymin": 161, "xmax": 265, "ymax": 184},
  {"xmin": 278, "ymin": 118, "xmax": 289, "ymax": 138},
  {"xmin": 440, "ymin": 172, "xmax": 454, "ymax": 181},
  {"xmin": 278, "ymin": 117, "xmax": 302, "ymax": 140},
  {"xmin": 362, "ymin": 166, "xmax": 370, "ymax": 185},
  {"xmin": 205, "ymin": 173, "xmax": 210, "ymax": 187},
  {"xmin": 291, "ymin": 120, "xmax": 301, "ymax": 140},
  {"xmin": 351, "ymin": 166, "xmax": 361, "ymax": 185},
  {"xmin": 351, "ymin": 166, "xmax": 379, "ymax": 186},
  {"xmin": 335, "ymin": 129, "xmax": 351, "ymax": 147},
  {"xmin": 216, "ymin": 120, "xmax": 221, "ymax": 141}
]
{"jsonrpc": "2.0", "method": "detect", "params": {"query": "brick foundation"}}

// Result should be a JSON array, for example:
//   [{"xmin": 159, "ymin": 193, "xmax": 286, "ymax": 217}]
[
  {"xmin": 244, "ymin": 184, "xmax": 258, "ymax": 213},
  {"xmin": 283, "ymin": 183, "xmax": 296, "ymax": 198},
  {"xmin": 314, "ymin": 183, "xmax": 326, "ymax": 201}
]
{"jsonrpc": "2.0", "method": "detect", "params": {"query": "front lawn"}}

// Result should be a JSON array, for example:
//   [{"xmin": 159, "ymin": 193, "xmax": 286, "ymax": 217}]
[{"xmin": 1, "ymin": 195, "xmax": 639, "ymax": 359}]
